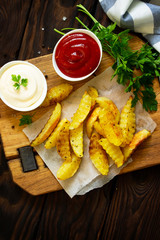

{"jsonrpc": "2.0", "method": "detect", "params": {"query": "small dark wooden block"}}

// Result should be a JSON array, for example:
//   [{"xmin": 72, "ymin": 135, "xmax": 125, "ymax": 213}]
[{"xmin": 18, "ymin": 146, "xmax": 38, "ymax": 172}]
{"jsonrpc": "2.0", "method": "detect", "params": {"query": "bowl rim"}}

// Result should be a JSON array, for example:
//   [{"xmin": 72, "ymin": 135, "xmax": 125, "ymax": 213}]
[
  {"xmin": 0, "ymin": 60, "xmax": 47, "ymax": 111},
  {"xmin": 52, "ymin": 29, "xmax": 102, "ymax": 82}
]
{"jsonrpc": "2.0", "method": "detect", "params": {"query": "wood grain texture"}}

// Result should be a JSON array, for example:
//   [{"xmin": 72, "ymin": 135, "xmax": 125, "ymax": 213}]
[
  {"xmin": 0, "ymin": 0, "xmax": 32, "ymax": 66},
  {"xmin": 1, "ymin": 0, "xmax": 160, "ymax": 239},
  {"xmin": 100, "ymin": 167, "xmax": 160, "ymax": 240}
]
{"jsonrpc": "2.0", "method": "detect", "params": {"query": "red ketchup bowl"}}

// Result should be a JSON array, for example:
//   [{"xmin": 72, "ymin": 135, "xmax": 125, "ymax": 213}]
[{"xmin": 52, "ymin": 29, "xmax": 102, "ymax": 81}]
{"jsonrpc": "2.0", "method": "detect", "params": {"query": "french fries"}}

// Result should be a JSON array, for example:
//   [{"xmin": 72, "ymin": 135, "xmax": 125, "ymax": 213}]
[
  {"xmin": 70, "ymin": 123, "xmax": 83, "ymax": 158},
  {"xmin": 122, "ymin": 129, "xmax": 151, "ymax": 161},
  {"xmin": 99, "ymin": 108, "xmax": 123, "ymax": 146},
  {"xmin": 45, "ymin": 118, "xmax": 68, "ymax": 149},
  {"xmin": 56, "ymin": 119, "xmax": 71, "ymax": 161},
  {"xmin": 31, "ymin": 103, "xmax": 61, "ymax": 147},
  {"xmin": 57, "ymin": 152, "xmax": 81, "ymax": 180},
  {"xmin": 30, "ymin": 82, "xmax": 153, "ymax": 181},
  {"xmin": 120, "ymin": 96, "xmax": 136, "ymax": 147},
  {"xmin": 99, "ymin": 138, "xmax": 124, "ymax": 168},
  {"xmin": 94, "ymin": 121, "xmax": 105, "ymax": 137},
  {"xmin": 42, "ymin": 83, "xmax": 73, "ymax": 107},
  {"xmin": 89, "ymin": 132, "xmax": 109, "ymax": 175},
  {"xmin": 96, "ymin": 97, "xmax": 120, "ymax": 123},
  {"xmin": 87, "ymin": 86, "xmax": 98, "ymax": 109},
  {"xmin": 86, "ymin": 107, "xmax": 101, "ymax": 138},
  {"xmin": 69, "ymin": 91, "xmax": 92, "ymax": 130}
]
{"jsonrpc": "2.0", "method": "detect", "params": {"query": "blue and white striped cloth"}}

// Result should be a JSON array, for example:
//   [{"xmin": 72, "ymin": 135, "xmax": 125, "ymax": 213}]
[{"xmin": 99, "ymin": 0, "xmax": 160, "ymax": 52}]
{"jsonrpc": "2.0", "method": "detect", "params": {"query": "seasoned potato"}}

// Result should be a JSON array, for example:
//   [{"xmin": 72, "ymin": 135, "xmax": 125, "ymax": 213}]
[
  {"xmin": 56, "ymin": 119, "xmax": 71, "ymax": 161},
  {"xmin": 87, "ymin": 86, "xmax": 98, "ymax": 109},
  {"xmin": 89, "ymin": 132, "xmax": 109, "ymax": 175},
  {"xmin": 120, "ymin": 96, "xmax": 136, "ymax": 147},
  {"xmin": 122, "ymin": 129, "xmax": 151, "ymax": 161},
  {"xmin": 31, "ymin": 103, "xmax": 61, "ymax": 147},
  {"xmin": 69, "ymin": 91, "xmax": 92, "ymax": 130},
  {"xmin": 42, "ymin": 83, "xmax": 73, "ymax": 107},
  {"xmin": 57, "ymin": 152, "xmax": 81, "ymax": 180},
  {"xmin": 99, "ymin": 108, "xmax": 123, "ymax": 146},
  {"xmin": 45, "ymin": 118, "xmax": 68, "ymax": 149},
  {"xmin": 99, "ymin": 138, "xmax": 124, "ymax": 168},
  {"xmin": 94, "ymin": 121, "xmax": 105, "ymax": 137},
  {"xmin": 96, "ymin": 97, "xmax": 120, "ymax": 123},
  {"xmin": 70, "ymin": 123, "xmax": 83, "ymax": 158},
  {"xmin": 86, "ymin": 107, "xmax": 101, "ymax": 138}
]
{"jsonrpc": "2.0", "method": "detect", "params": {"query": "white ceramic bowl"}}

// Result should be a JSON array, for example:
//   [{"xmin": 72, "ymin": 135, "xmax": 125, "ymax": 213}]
[
  {"xmin": 0, "ymin": 60, "xmax": 47, "ymax": 111},
  {"xmin": 52, "ymin": 29, "xmax": 102, "ymax": 81}
]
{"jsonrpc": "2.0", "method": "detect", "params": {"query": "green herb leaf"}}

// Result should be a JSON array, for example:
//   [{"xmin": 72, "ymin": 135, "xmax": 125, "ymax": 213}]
[
  {"xmin": 21, "ymin": 78, "xmax": 28, "ymax": 87},
  {"xmin": 11, "ymin": 74, "xmax": 19, "ymax": 82},
  {"xmin": 19, "ymin": 114, "xmax": 34, "ymax": 126},
  {"xmin": 13, "ymin": 83, "xmax": 20, "ymax": 90},
  {"xmin": 67, "ymin": 4, "xmax": 160, "ymax": 112},
  {"xmin": 11, "ymin": 74, "xmax": 28, "ymax": 90}
]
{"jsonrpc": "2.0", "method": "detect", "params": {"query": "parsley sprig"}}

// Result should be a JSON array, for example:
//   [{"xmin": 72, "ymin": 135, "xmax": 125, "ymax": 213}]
[
  {"xmin": 55, "ymin": 4, "xmax": 160, "ymax": 112},
  {"xmin": 12, "ymin": 74, "xmax": 28, "ymax": 90},
  {"xmin": 19, "ymin": 114, "xmax": 34, "ymax": 126}
]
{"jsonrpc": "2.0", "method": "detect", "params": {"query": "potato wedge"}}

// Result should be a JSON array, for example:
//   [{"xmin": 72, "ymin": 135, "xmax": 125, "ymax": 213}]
[
  {"xmin": 89, "ymin": 132, "xmax": 109, "ymax": 175},
  {"xmin": 57, "ymin": 152, "xmax": 81, "ymax": 180},
  {"xmin": 69, "ymin": 91, "xmax": 92, "ymax": 130},
  {"xmin": 99, "ymin": 138, "xmax": 124, "ymax": 168},
  {"xmin": 45, "ymin": 118, "xmax": 68, "ymax": 149},
  {"xmin": 70, "ymin": 123, "xmax": 83, "ymax": 158},
  {"xmin": 86, "ymin": 107, "xmax": 101, "ymax": 138},
  {"xmin": 56, "ymin": 119, "xmax": 71, "ymax": 161},
  {"xmin": 94, "ymin": 121, "xmax": 105, "ymax": 137},
  {"xmin": 122, "ymin": 129, "xmax": 151, "ymax": 161},
  {"xmin": 96, "ymin": 97, "xmax": 120, "ymax": 123},
  {"xmin": 31, "ymin": 103, "xmax": 61, "ymax": 147},
  {"xmin": 99, "ymin": 108, "xmax": 123, "ymax": 146},
  {"xmin": 120, "ymin": 96, "xmax": 136, "ymax": 147},
  {"xmin": 88, "ymin": 86, "xmax": 98, "ymax": 109},
  {"xmin": 88, "ymin": 86, "xmax": 98, "ymax": 99},
  {"xmin": 42, "ymin": 83, "xmax": 73, "ymax": 107}
]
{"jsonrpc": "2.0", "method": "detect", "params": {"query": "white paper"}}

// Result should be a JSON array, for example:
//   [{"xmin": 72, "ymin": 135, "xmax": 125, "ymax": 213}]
[{"xmin": 23, "ymin": 67, "xmax": 157, "ymax": 198}]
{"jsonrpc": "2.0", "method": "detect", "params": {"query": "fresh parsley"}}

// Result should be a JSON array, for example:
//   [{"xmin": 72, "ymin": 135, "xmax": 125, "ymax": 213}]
[
  {"xmin": 55, "ymin": 4, "xmax": 160, "ymax": 112},
  {"xmin": 11, "ymin": 74, "xmax": 28, "ymax": 90},
  {"xmin": 19, "ymin": 114, "xmax": 34, "ymax": 126}
]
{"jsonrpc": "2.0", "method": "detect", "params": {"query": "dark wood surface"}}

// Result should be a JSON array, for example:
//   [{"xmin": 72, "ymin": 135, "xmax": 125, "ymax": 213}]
[{"xmin": 0, "ymin": 1, "xmax": 160, "ymax": 239}]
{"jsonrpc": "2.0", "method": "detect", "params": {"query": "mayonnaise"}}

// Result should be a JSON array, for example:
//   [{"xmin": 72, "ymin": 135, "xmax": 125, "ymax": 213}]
[{"xmin": 0, "ymin": 62, "xmax": 46, "ymax": 109}]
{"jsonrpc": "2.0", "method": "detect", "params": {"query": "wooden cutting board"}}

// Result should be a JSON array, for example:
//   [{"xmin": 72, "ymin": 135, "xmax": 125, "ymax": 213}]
[{"xmin": 0, "ymin": 34, "xmax": 160, "ymax": 196}]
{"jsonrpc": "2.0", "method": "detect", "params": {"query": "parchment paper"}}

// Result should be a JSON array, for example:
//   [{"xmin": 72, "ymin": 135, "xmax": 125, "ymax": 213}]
[{"xmin": 23, "ymin": 67, "xmax": 157, "ymax": 198}]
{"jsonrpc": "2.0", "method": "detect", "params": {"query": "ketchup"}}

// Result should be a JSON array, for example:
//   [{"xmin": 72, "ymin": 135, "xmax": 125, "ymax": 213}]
[{"xmin": 55, "ymin": 32, "xmax": 101, "ymax": 78}]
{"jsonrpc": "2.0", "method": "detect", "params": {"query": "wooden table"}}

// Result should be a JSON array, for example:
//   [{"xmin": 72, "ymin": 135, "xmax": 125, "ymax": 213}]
[{"xmin": 0, "ymin": 1, "xmax": 160, "ymax": 239}]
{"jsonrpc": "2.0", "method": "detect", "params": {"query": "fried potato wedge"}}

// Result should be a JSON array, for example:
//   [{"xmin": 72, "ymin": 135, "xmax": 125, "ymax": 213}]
[
  {"xmin": 56, "ymin": 119, "xmax": 71, "ymax": 161},
  {"xmin": 88, "ymin": 86, "xmax": 98, "ymax": 99},
  {"xmin": 99, "ymin": 138, "xmax": 124, "ymax": 168},
  {"xmin": 69, "ymin": 91, "xmax": 92, "ymax": 130},
  {"xmin": 122, "ymin": 129, "xmax": 151, "ymax": 161},
  {"xmin": 89, "ymin": 132, "xmax": 109, "ymax": 175},
  {"xmin": 45, "ymin": 118, "xmax": 68, "ymax": 149},
  {"xmin": 96, "ymin": 97, "xmax": 120, "ymax": 123},
  {"xmin": 42, "ymin": 83, "xmax": 73, "ymax": 107},
  {"xmin": 86, "ymin": 107, "xmax": 101, "ymax": 138},
  {"xmin": 57, "ymin": 152, "xmax": 81, "ymax": 180},
  {"xmin": 31, "ymin": 103, "xmax": 61, "ymax": 147},
  {"xmin": 94, "ymin": 121, "xmax": 105, "ymax": 137},
  {"xmin": 88, "ymin": 86, "xmax": 98, "ymax": 109},
  {"xmin": 120, "ymin": 96, "xmax": 136, "ymax": 147},
  {"xmin": 70, "ymin": 123, "xmax": 83, "ymax": 158},
  {"xmin": 99, "ymin": 108, "xmax": 123, "ymax": 146}
]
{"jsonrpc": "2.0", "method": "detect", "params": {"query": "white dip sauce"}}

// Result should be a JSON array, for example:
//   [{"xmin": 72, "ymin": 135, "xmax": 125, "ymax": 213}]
[{"xmin": 0, "ymin": 62, "xmax": 45, "ymax": 108}]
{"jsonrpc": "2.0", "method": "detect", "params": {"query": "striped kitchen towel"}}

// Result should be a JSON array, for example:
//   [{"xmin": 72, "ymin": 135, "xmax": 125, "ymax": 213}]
[{"xmin": 99, "ymin": 0, "xmax": 160, "ymax": 52}]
